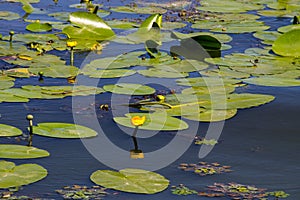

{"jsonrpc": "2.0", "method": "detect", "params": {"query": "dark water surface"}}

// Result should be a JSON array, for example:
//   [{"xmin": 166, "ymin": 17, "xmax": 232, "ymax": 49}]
[{"xmin": 0, "ymin": 0, "xmax": 299, "ymax": 199}]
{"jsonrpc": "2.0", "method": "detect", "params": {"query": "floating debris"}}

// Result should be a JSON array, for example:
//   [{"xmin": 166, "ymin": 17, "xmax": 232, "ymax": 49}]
[
  {"xmin": 171, "ymin": 184, "xmax": 197, "ymax": 196},
  {"xmin": 179, "ymin": 162, "xmax": 232, "ymax": 176},
  {"xmin": 56, "ymin": 185, "xmax": 110, "ymax": 200}
]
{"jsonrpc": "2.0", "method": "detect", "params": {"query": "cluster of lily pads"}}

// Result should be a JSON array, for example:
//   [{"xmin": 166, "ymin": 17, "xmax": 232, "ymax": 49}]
[
  {"xmin": 178, "ymin": 161, "xmax": 232, "ymax": 176},
  {"xmin": 0, "ymin": 0, "xmax": 299, "ymax": 198}
]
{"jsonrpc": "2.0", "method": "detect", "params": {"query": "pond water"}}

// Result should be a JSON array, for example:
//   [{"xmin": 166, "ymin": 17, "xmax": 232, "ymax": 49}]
[{"xmin": 0, "ymin": 0, "xmax": 300, "ymax": 199}]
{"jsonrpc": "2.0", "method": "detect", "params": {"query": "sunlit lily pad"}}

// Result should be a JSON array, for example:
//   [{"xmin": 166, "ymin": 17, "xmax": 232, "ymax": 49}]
[
  {"xmin": 183, "ymin": 109, "xmax": 237, "ymax": 122},
  {"xmin": 33, "ymin": 123, "xmax": 98, "ymax": 138},
  {"xmin": 63, "ymin": 11, "xmax": 115, "ymax": 41},
  {"xmin": 103, "ymin": 83, "xmax": 155, "ymax": 95},
  {"xmin": 253, "ymin": 31, "xmax": 282, "ymax": 45},
  {"xmin": 29, "ymin": 65, "xmax": 79, "ymax": 78},
  {"xmin": 106, "ymin": 20, "xmax": 138, "ymax": 29},
  {"xmin": 0, "ymin": 160, "xmax": 47, "ymax": 188},
  {"xmin": 0, "ymin": 11, "xmax": 20, "ymax": 20},
  {"xmin": 243, "ymin": 77, "xmax": 300, "ymax": 87},
  {"xmin": 26, "ymin": 22, "xmax": 52, "ymax": 32},
  {"xmin": 272, "ymin": 29, "xmax": 300, "ymax": 57},
  {"xmin": 114, "ymin": 113, "xmax": 188, "ymax": 131},
  {"xmin": 138, "ymin": 69, "xmax": 189, "ymax": 78},
  {"xmin": 90, "ymin": 168, "xmax": 169, "ymax": 194},
  {"xmin": 0, "ymin": 144, "xmax": 50, "ymax": 159},
  {"xmin": 83, "ymin": 69, "xmax": 136, "ymax": 78},
  {"xmin": 0, "ymin": 92, "xmax": 29, "ymax": 103},
  {"xmin": 0, "ymin": 124, "xmax": 22, "ymax": 137},
  {"xmin": 162, "ymin": 22, "xmax": 187, "ymax": 30},
  {"xmin": 176, "ymin": 77, "xmax": 241, "ymax": 87},
  {"xmin": 277, "ymin": 24, "xmax": 300, "ymax": 33}
]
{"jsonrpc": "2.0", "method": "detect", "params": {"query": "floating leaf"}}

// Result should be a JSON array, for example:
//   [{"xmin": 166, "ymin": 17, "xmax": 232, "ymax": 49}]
[
  {"xmin": 29, "ymin": 65, "xmax": 79, "ymax": 78},
  {"xmin": 171, "ymin": 184, "xmax": 197, "ymax": 196},
  {"xmin": 183, "ymin": 109, "xmax": 237, "ymax": 122},
  {"xmin": 63, "ymin": 11, "xmax": 115, "ymax": 41},
  {"xmin": 138, "ymin": 69, "xmax": 188, "ymax": 78},
  {"xmin": 162, "ymin": 22, "xmax": 187, "ymax": 30},
  {"xmin": 0, "ymin": 145, "xmax": 49, "ymax": 159},
  {"xmin": 20, "ymin": 0, "xmax": 34, "ymax": 13},
  {"xmin": 277, "ymin": 24, "xmax": 300, "ymax": 33},
  {"xmin": 106, "ymin": 20, "xmax": 138, "ymax": 29},
  {"xmin": 176, "ymin": 77, "xmax": 241, "ymax": 87},
  {"xmin": 0, "ymin": 160, "xmax": 47, "ymax": 188},
  {"xmin": 0, "ymin": 11, "xmax": 20, "ymax": 20},
  {"xmin": 272, "ymin": 29, "xmax": 300, "ymax": 57},
  {"xmin": 0, "ymin": 124, "xmax": 22, "ymax": 137},
  {"xmin": 26, "ymin": 22, "xmax": 52, "ymax": 32},
  {"xmin": 110, "ymin": 6, "xmax": 167, "ymax": 14},
  {"xmin": 243, "ymin": 77, "xmax": 300, "ymax": 87},
  {"xmin": 253, "ymin": 31, "xmax": 282, "ymax": 45},
  {"xmin": 179, "ymin": 161, "xmax": 232, "ymax": 176},
  {"xmin": 90, "ymin": 168, "xmax": 169, "ymax": 194},
  {"xmin": 103, "ymin": 83, "xmax": 155, "ymax": 95},
  {"xmin": 114, "ymin": 113, "xmax": 188, "ymax": 131},
  {"xmin": 33, "ymin": 123, "xmax": 98, "ymax": 138},
  {"xmin": 82, "ymin": 69, "xmax": 136, "ymax": 78}
]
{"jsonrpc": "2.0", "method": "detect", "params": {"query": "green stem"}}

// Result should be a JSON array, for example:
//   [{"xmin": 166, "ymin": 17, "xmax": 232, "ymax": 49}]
[{"xmin": 27, "ymin": 120, "xmax": 33, "ymax": 147}]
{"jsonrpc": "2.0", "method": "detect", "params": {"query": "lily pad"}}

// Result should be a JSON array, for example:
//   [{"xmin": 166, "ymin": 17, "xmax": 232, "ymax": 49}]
[
  {"xmin": 90, "ymin": 168, "xmax": 169, "ymax": 194},
  {"xmin": 26, "ymin": 22, "xmax": 52, "ymax": 32},
  {"xmin": 0, "ymin": 124, "xmax": 22, "ymax": 137},
  {"xmin": 183, "ymin": 109, "xmax": 237, "ymax": 122},
  {"xmin": 63, "ymin": 11, "xmax": 115, "ymax": 41},
  {"xmin": 110, "ymin": 6, "xmax": 167, "ymax": 14},
  {"xmin": 83, "ymin": 69, "xmax": 136, "ymax": 78},
  {"xmin": 0, "ymin": 160, "xmax": 47, "ymax": 188},
  {"xmin": 114, "ymin": 113, "xmax": 189, "ymax": 131},
  {"xmin": 243, "ymin": 77, "xmax": 300, "ymax": 87},
  {"xmin": 0, "ymin": 145, "xmax": 50, "ymax": 159},
  {"xmin": 29, "ymin": 65, "xmax": 79, "ymax": 78},
  {"xmin": 138, "ymin": 69, "xmax": 189, "ymax": 78},
  {"xmin": 277, "ymin": 24, "xmax": 300, "ymax": 33},
  {"xmin": 33, "ymin": 123, "xmax": 98, "ymax": 138},
  {"xmin": 272, "ymin": 29, "xmax": 300, "ymax": 57},
  {"xmin": 103, "ymin": 83, "xmax": 155, "ymax": 95},
  {"xmin": 0, "ymin": 11, "xmax": 20, "ymax": 20}
]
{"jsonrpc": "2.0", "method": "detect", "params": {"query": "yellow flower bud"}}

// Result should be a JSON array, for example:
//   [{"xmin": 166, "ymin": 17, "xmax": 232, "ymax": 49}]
[
  {"xmin": 131, "ymin": 116, "xmax": 146, "ymax": 126},
  {"xmin": 67, "ymin": 40, "xmax": 78, "ymax": 48}
]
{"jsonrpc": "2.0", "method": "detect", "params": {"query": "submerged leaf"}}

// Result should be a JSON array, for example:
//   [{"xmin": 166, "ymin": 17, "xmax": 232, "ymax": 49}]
[{"xmin": 90, "ymin": 168, "xmax": 169, "ymax": 194}]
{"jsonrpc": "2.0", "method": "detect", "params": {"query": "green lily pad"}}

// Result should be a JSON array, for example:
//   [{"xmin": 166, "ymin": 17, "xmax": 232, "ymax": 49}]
[
  {"xmin": 63, "ymin": 11, "xmax": 115, "ymax": 41},
  {"xmin": 0, "ymin": 92, "xmax": 29, "ymax": 103},
  {"xmin": 138, "ymin": 69, "xmax": 189, "ymax": 78},
  {"xmin": 103, "ymin": 83, "xmax": 155, "ymax": 95},
  {"xmin": 253, "ymin": 31, "xmax": 282, "ymax": 45},
  {"xmin": 114, "ymin": 113, "xmax": 189, "ymax": 131},
  {"xmin": 272, "ymin": 29, "xmax": 300, "ymax": 57},
  {"xmin": 0, "ymin": 11, "xmax": 20, "ymax": 20},
  {"xmin": 176, "ymin": 77, "xmax": 241, "ymax": 87},
  {"xmin": 162, "ymin": 22, "xmax": 187, "ymax": 30},
  {"xmin": 110, "ymin": 6, "xmax": 167, "ymax": 14},
  {"xmin": 277, "ymin": 24, "xmax": 300, "ymax": 33},
  {"xmin": 33, "ymin": 123, "xmax": 98, "ymax": 138},
  {"xmin": 48, "ymin": 12, "xmax": 69, "ymax": 21},
  {"xmin": 243, "ymin": 77, "xmax": 300, "ymax": 87},
  {"xmin": 90, "ymin": 168, "xmax": 169, "ymax": 194},
  {"xmin": 20, "ymin": 0, "xmax": 34, "ymax": 13},
  {"xmin": 0, "ymin": 145, "xmax": 50, "ymax": 159},
  {"xmin": 106, "ymin": 20, "xmax": 138, "ymax": 29},
  {"xmin": 0, "ymin": 124, "xmax": 22, "ymax": 137},
  {"xmin": 26, "ymin": 22, "xmax": 52, "ymax": 32},
  {"xmin": 200, "ymin": 67, "xmax": 250, "ymax": 79},
  {"xmin": 182, "ymin": 85, "xmax": 235, "ymax": 95},
  {"xmin": 0, "ymin": 160, "xmax": 47, "ymax": 188},
  {"xmin": 0, "ymin": 80, "xmax": 14, "ymax": 90},
  {"xmin": 183, "ymin": 109, "xmax": 237, "ymax": 122},
  {"xmin": 29, "ymin": 65, "xmax": 79, "ymax": 78},
  {"xmin": 83, "ymin": 69, "xmax": 136, "ymax": 78}
]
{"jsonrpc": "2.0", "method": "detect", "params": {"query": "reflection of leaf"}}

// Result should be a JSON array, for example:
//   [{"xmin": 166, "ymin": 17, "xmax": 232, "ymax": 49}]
[
  {"xmin": 90, "ymin": 168, "xmax": 169, "ymax": 194},
  {"xmin": 0, "ymin": 160, "xmax": 47, "ymax": 188},
  {"xmin": 63, "ymin": 11, "xmax": 115, "ymax": 41}
]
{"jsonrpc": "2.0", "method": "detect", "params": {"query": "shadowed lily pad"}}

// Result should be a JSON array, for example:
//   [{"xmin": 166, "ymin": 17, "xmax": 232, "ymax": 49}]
[
  {"xmin": 104, "ymin": 83, "xmax": 155, "ymax": 95},
  {"xmin": 90, "ymin": 168, "xmax": 169, "ymax": 194},
  {"xmin": 0, "ymin": 124, "xmax": 22, "ymax": 137},
  {"xmin": 33, "ymin": 123, "xmax": 98, "ymax": 138},
  {"xmin": 0, "ymin": 160, "xmax": 47, "ymax": 188},
  {"xmin": 0, "ymin": 144, "xmax": 50, "ymax": 159},
  {"xmin": 114, "ymin": 113, "xmax": 189, "ymax": 131}
]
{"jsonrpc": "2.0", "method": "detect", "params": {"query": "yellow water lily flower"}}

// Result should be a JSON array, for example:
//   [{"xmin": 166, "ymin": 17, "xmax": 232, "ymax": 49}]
[
  {"xmin": 156, "ymin": 95, "xmax": 165, "ymax": 102},
  {"xmin": 131, "ymin": 116, "xmax": 146, "ymax": 126},
  {"xmin": 67, "ymin": 40, "xmax": 78, "ymax": 48}
]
